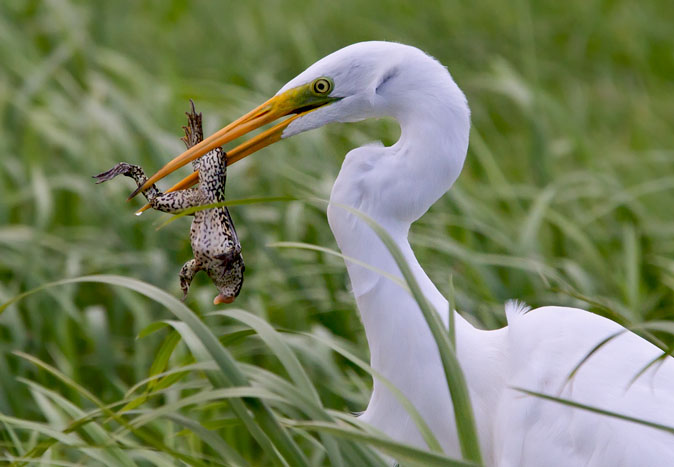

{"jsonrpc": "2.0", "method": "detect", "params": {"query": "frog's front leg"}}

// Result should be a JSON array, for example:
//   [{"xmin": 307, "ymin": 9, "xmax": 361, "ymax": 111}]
[
  {"xmin": 179, "ymin": 258, "xmax": 200, "ymax": 300},
  {"xmin": 93, "ymin": 162, "xmax": 201, "ymax": 214}
]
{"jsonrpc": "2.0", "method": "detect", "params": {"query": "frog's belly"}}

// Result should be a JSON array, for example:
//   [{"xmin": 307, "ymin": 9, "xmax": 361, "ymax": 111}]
[{"xmin": 190, "ymin": 213, "xmax": 237, "ymax": 263}]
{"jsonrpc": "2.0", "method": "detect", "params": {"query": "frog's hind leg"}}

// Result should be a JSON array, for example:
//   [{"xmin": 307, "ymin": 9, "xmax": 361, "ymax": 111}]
[
  {"xmin": 94, "ymin": 162, "xmax": 165, "ymax": 204},
  {"xmin": 181, "ymin": 100, "xmax": 227, "ymax": 174},
  {"xmin": 94, "ymin": 162, "xmax": 202, "ymax": 214},
  {"xmin": 181, "ymin": 99, "xmax": 204, "ymax": 171},
  {"xmin": 179, "ymin": 258, "xmax": 200, "ymax": 301},
  {"xmin": 146, "ymin": 188, "xmax": 202, "ymax": 214},
  {"xmin": 94, "ymin": 162, "xmax": 160, "ymax": 198}
]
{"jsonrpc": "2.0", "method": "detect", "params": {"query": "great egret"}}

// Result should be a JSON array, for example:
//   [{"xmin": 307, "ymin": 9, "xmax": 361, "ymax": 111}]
[{"xmin": 131, "ymin": 42, "xmax": 674, "ymax": 465}]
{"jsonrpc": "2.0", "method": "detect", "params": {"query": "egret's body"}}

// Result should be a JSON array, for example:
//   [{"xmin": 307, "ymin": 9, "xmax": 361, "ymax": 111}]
[{"xmin": 136, "ymin": 41, "xmax": 674, "ymax": 465}]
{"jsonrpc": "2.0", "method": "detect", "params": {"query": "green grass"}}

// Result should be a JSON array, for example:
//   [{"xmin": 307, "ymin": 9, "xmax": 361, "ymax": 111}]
[{"xmin": 1, "ymin": 0, "xmax": 674, "ymax": 465}]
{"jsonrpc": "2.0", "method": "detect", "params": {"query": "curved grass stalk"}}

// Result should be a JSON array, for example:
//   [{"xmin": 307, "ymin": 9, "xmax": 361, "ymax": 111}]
[
  {"xmin": 513, "ymin": 387, "xmax": 674, "ymax": 436},
  {"xmin": 1, "ymin": 275, "xmax": 308, "ymax": 467},
  {"xmin": 330, "ymin": 202, "xmax": 484, "ymax": 464}
]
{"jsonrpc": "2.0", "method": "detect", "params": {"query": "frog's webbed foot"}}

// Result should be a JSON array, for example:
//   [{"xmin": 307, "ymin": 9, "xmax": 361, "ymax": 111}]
[
  {"xmin": 179, "ymin": 258, "xmax": 200, "ymax": 301},
  {"xmin": 94, "ymin": 161, "xmax": 202, "ymax": 214},
  {"xmin": 181, "ymin": 100, "xmax": 205, "ymax": 171},
  {"xmin": 93, "ymin": 162, "xmax": 143, "ymax": 184},
  {"xmin": 93, "ymin": 162, "xmax": 161, "ymax": 199}
]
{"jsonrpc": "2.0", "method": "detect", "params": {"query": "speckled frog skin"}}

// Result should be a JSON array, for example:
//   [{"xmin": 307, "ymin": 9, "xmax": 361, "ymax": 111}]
[{"xmin": 94, "ymin": 101, "xmax": 244, "ymax": 304}]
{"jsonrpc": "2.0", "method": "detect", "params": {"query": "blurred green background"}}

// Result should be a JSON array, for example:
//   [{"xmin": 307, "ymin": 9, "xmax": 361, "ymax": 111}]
[{"xmin": 1, "ymin": 0, "xmax": 673, "ymax": 464}]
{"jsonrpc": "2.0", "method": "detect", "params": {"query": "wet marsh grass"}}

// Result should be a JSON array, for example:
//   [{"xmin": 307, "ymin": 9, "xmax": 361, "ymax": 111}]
[{"xmin": 1, "ymin": 0, "xmax": 674, "ymax": 464}]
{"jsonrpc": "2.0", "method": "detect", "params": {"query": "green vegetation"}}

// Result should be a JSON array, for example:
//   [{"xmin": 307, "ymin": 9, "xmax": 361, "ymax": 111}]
[{"xmin": 1, "ymin": 0, "xmax": 673, "ymax": 464}]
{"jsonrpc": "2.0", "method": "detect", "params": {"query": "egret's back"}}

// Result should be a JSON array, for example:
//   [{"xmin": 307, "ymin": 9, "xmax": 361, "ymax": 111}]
[{"xmin": 498, "ymin": 306, "xmax": 674, "ymax": 466}]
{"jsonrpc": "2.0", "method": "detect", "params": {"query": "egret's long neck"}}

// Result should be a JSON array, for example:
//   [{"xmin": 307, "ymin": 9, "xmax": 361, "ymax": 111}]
[
  {"xmin": 327, "ymin": 91, "xmax": 505, "ymax": 456},
  {"xmin": 327, "ymin": 87, "xmax": 473, "ymax": 376}
]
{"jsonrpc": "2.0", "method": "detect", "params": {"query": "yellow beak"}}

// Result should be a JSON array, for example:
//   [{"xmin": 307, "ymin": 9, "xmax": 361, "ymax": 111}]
[{"xmin": 129, "ymin": 81, "xmax": 338, "ymax": 212}]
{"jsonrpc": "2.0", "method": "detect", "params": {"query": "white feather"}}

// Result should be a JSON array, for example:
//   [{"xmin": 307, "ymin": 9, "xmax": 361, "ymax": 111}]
[{"xmin": 279, "ymin": 41, "xmax": 674, "ymax": 465}]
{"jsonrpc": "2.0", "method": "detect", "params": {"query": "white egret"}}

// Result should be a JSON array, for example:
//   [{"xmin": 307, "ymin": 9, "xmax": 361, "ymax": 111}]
[{"xmin": 132, "ymin": 42, "xmax": 674, "ymax": 465}]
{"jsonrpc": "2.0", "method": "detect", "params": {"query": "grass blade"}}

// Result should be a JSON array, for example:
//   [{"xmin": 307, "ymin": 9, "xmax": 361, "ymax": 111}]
[
  {"xmin": 513, "ymin": 387, "xmax": 674, "ymax": 435},
  {"xmin": 295, "ymin": 330, "xmax": 445, "ymax": 454},
  {"xmin": 209, "ymin": 309, "xmax": 347, "ymax": 466},
  {"xmin": 287, "ymin": 420, "xmax": 478, "ymax": 467},
  {"xmin": 331, "ymin": 203, "xmax": 484, "ymax": 463},
  {"xmin": 1, "ymin": 275, "xmax": 308, "ymax": 467}
]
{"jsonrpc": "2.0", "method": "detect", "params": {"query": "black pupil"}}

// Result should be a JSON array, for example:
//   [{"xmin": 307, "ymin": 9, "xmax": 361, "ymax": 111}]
[{"xmin": 316, "ymin": 81, "xmax": 326, "ymax": 92}]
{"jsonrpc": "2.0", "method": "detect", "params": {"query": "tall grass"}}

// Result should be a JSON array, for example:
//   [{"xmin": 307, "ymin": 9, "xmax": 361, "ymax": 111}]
[{"xmin": 1, "ymin": 0, "xmax": 673, "ymax": 465}]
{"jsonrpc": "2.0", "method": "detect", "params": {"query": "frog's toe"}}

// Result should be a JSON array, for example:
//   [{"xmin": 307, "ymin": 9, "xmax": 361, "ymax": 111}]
[
  {"xmin": 180, "ymin": 281, "xmax": 191, "ymax": 301},
  {"xmin": 93, "ymin": 163, "xmax": 133, "ymax": 184}
]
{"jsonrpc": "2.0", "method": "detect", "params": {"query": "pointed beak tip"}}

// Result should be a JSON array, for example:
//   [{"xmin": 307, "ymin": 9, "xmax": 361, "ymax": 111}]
[
  {"xmin": 127, "ymin": 186, "xmax": 142, "ymax": 200},
  {"xmin": 137, "ymin": 86, "xmax": 330, "ymax": 193}
]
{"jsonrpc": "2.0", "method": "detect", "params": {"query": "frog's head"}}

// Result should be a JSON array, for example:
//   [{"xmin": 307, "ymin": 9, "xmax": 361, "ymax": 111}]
[
  {"xmin": 212, "ymin": 257, "xmax": 245, "ymax": 306},
  {"xmin": 214, "ymin": 293, "xmax": 235, "ymax": 305}
]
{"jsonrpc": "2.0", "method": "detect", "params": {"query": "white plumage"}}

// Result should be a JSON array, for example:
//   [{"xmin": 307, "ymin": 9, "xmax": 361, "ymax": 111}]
[
  {"xmin": 142, "ymin": 41, "xmax": 674, "ymax": 465},
  {"xmin": 281, "ymin": 42, "xmax": 674, "ymax": 465}
]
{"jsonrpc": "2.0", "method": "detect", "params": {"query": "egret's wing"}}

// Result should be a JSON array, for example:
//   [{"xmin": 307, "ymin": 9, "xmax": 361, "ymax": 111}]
[{"xmin": 496, "ymin": 306, "xmax": 674, "ymax": 466}]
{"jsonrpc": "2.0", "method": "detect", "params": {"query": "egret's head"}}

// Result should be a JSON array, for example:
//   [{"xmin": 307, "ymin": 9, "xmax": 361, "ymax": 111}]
[
  {"xmin": 281, "ymin": 41, "xmax": 468, "ymax": 136},
  {"xmin": 128, "ymin": 41, "xmax": 466, "ymax": 201},
  {"xmin": 278, "ymin": 41, "xmax": 407, "ymax": 136}
]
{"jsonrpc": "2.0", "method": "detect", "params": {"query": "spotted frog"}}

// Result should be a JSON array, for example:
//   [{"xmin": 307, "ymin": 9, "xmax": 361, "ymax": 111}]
[{"xmin": 94, "ymin": 101, "xmax": 244, "ymax": 304}]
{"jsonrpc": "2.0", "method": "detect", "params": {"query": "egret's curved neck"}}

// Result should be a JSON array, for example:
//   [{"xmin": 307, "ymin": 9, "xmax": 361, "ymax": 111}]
[
  {"xmin": 326, "ymin": 92, "xmax": 507, "ymax": 457},
  {"xmin": 329, "ymin": 73, "xmax": 469, "ymax": 292},
  {"xmin": 328, "ymin": 83, "xmax": 472, "ymax": 372}
]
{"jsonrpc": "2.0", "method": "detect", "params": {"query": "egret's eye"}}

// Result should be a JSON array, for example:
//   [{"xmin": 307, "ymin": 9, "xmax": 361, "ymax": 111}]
[{"xmin": 312, "ymin": 78, "xmax": 332, "ymax": 95}]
